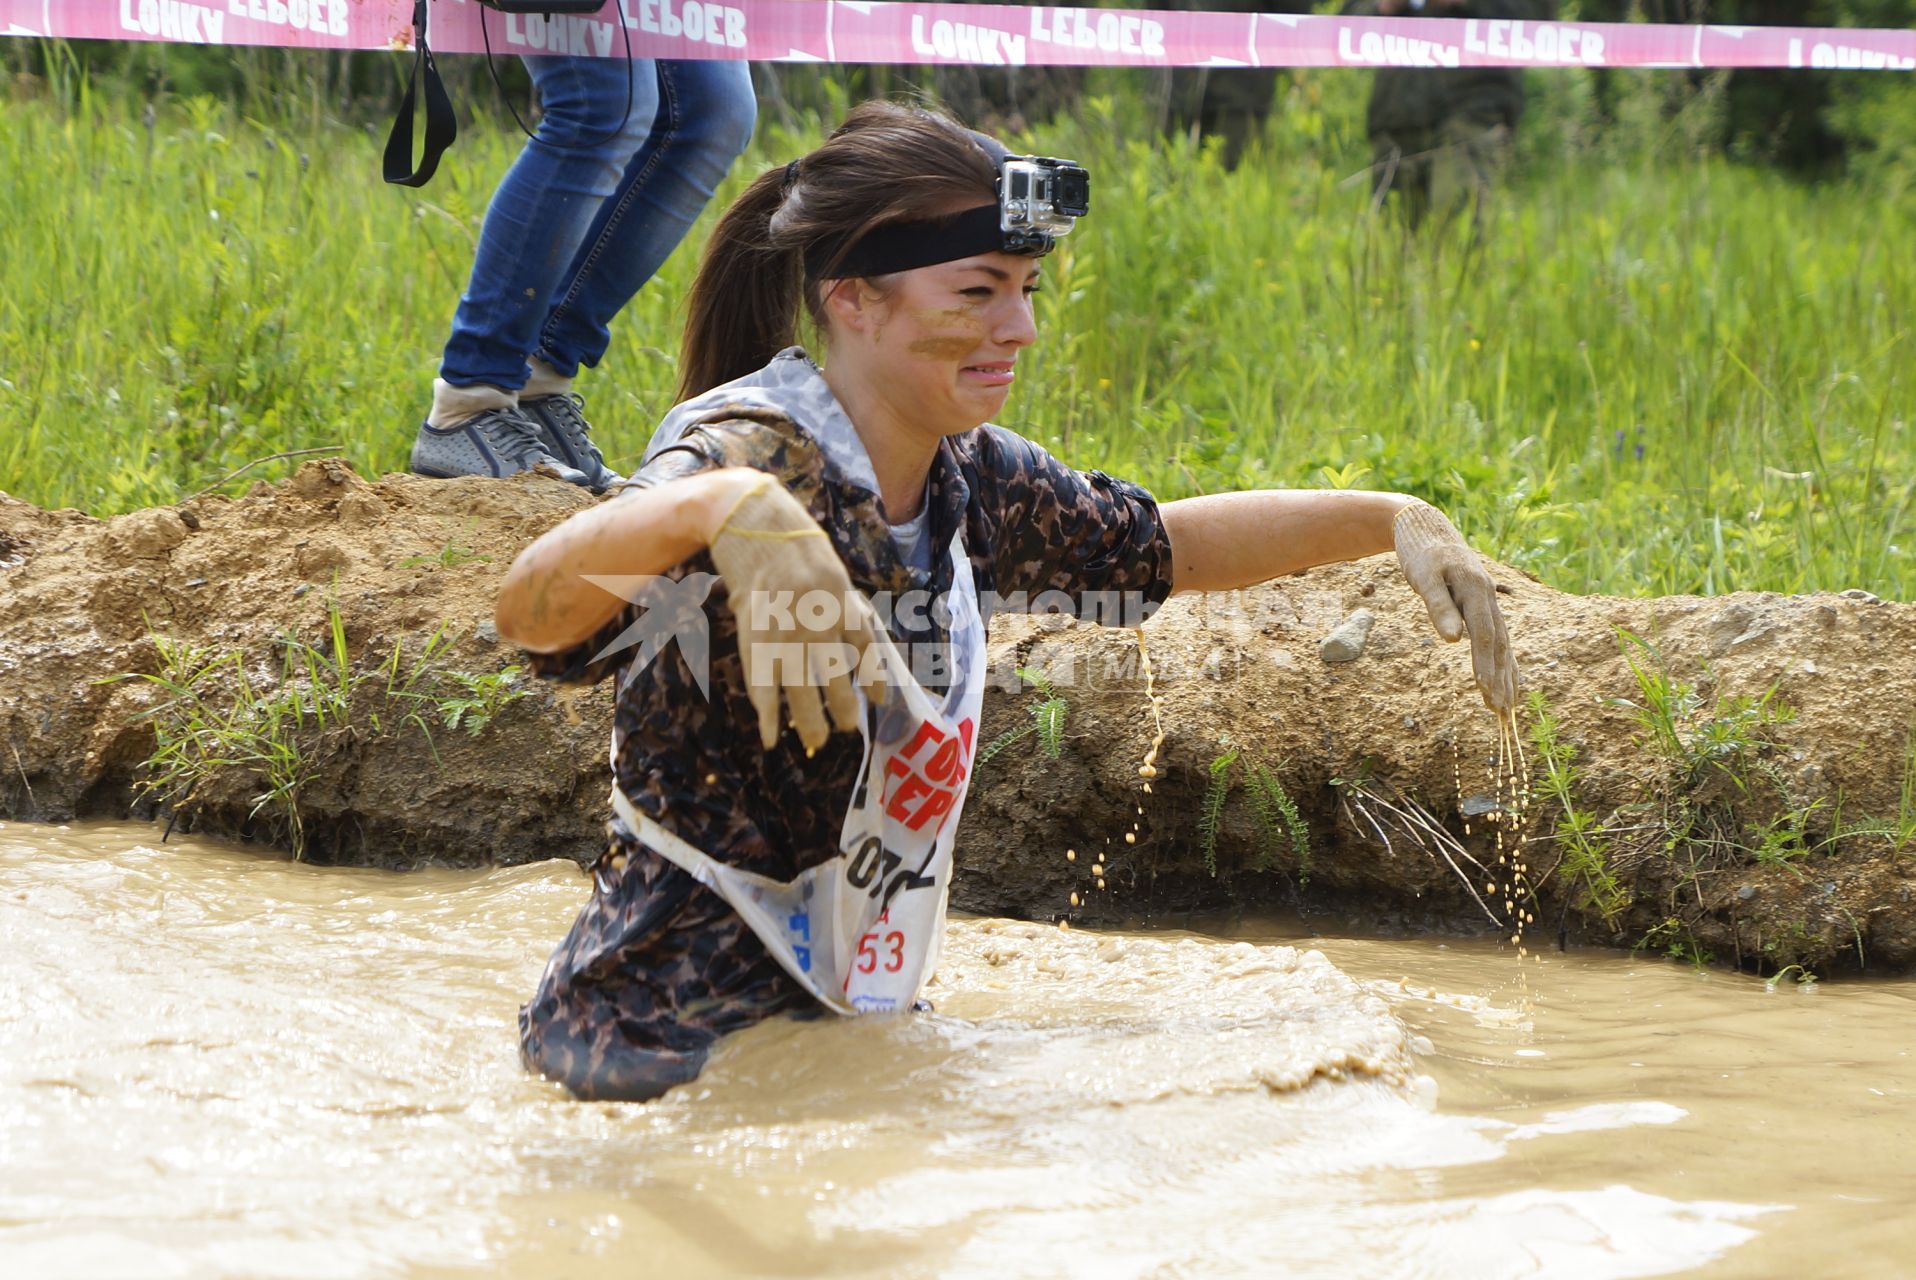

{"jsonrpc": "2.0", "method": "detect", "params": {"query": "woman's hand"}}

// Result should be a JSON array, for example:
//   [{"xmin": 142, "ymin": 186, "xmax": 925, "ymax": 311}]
[
  {"xmin": 1391, "ymin": 502, "xmax": 1518, "ymax": 711},
  {"xmin": 707, "ymin": 475, "xmax": 881, "ymax": 752}
]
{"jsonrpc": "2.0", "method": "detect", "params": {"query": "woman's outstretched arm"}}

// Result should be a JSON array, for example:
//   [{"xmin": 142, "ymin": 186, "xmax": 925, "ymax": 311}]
[
  {"xmin": 496, "ymin": 468, "xmax": 760, "ymax": 654},
  {"xmin": 1160, "ymin": 488, "xmax": 1517, "ymax": 709},
  {"xmin": 1159, "ymin": 489, "xmax": 1414, "ymax": 593}
]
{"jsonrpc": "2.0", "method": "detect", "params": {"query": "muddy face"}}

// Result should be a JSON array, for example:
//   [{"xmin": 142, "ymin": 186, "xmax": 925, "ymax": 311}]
[{"xmin": 835, "ymin": 253, "xmax": 1041, "ymax": 439}]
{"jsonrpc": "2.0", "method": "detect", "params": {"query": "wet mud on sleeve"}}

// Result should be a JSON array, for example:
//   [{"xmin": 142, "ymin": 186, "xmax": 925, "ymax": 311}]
[
  {"xmin": 978, "ymin": 427, "xmax": 1175, "ymax": 626},
  {"xmin": 521, "ymin": 444, "xmax": 720, "ymax": 687}
]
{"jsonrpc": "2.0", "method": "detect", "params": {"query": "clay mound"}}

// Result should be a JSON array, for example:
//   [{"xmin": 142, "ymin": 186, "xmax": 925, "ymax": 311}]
[
  {"xmin": 2, "ymin": 460, "xmax": 1912, "ymax": 976},
  {"xmin": 0, "ymin": 461, "xmax": 605, "ymax": 867}
]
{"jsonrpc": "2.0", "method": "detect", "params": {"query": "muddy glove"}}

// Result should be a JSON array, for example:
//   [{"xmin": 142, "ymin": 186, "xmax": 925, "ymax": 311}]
[
  {"xmin": 708, "ymin": 474, "xmax": 879, "ymax": 752},
  {"xmin": 1392, "ymin": 501, "xmax": 1518, "ymax": 712}
]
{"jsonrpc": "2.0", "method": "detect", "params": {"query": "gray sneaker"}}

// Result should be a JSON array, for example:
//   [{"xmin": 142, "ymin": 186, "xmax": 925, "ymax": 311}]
[
  {"xmin": 522, "ymin": 393, "xmax": 622, "ymax": 494},
  {"xmin": 410, "ymin": 406, "xmax": 591, "ymax": 487}
]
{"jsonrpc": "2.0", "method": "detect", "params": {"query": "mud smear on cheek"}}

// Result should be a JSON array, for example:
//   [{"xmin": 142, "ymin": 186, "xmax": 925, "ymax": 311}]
[
  {"xmin": 906, "ymin": 308, "xmax": 987, "ymax": 362},
  {"xmin": 907, "ymin": 334, "xmax": 986, "ymax": 361}
]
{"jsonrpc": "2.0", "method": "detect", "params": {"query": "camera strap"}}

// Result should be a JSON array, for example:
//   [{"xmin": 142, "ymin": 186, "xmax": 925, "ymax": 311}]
[
  {"xmin": 382, "ymin": 0, "xmax": 634, "ymax": 189},
  {"xmin": 383, "ymin": 0, "xmax": 457, "ymax": 187}
]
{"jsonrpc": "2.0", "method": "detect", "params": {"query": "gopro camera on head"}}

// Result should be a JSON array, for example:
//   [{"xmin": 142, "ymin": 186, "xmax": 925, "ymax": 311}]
[{"xmin": 999, "ymin": 156, "xmax": 1091, "ymax": 254}]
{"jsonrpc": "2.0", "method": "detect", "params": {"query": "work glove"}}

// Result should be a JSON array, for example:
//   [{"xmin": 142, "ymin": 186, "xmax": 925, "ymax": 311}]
[
  {"xmin": 708, "ymin": 474, "xmax": 882, "ymax": 752},
  {"xmin": 1391, "ymin": 501, "xmax": 1518, "ymax": 712}
]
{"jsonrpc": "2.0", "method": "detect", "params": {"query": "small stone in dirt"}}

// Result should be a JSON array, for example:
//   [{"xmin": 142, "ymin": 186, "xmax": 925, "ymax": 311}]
[
  {"xmin": 1840, "ymin": 589, "xmax": 1881, "ymax": 605},
  {"xmin": 293, "ymin": 584, "xmax": 311, "ymax": 599},
  {"xmin": 475, "ymin": 620, "xmax": 498, "ymax": 646},
  {"xmin": 184, "ymin": 578, "xmax": 207, "ymax": 588},
  {"xmin": 1737, "ymin": 885, "xmax": 1756, "ymax": 901},
  {"xmin": 290, "ymin": 458, "xmax": 362, "ymax": 499},
  {"xmin": 1319, "ymin": 608, "xmax": 1376, "ymax": 664},
  {"xmin": 1706, "ymin": 601, "xmax": 1770, "ymax": 655},
  {"xmin": 106, "ymin": 508, "xmax": 187, "ymax": 558},
  {"xmin": 176, "ymin": 508, "xmax": 201, "ymax": 531}
]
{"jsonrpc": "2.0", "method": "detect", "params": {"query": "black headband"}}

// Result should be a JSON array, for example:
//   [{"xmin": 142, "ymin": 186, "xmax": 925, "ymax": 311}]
[{"xmin": 804, "ymin": 204, "xmax": 1035, "ymax": 281}]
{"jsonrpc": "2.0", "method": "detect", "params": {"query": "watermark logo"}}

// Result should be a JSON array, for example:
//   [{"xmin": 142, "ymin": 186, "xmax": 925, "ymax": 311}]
[
  {"xmin": 584, "ymin": 573, "xmax": 721, "ymax": 696},
  {"xmin": 578, "ymin": 575, "xmax": 1307, "ymax": 696}
]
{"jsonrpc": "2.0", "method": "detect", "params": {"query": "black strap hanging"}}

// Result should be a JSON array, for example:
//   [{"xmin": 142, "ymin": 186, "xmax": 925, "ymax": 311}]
[
  {"xmin": 382, "ymin": 0, "xmax": 633, "ymax": 189},
  {"xmin": 383, "ymin": 0, "xmax": 458, "ymax": 187}
]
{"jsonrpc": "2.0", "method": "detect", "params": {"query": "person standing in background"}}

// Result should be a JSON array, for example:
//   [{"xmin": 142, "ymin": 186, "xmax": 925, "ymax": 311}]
[
  {"xmin": 1350, "ymin": 0, "xmax": 1550, "ymax": 229},
  {"xmin": 410, "ymin": 55, "xmax": 758, "ymax": 492}
]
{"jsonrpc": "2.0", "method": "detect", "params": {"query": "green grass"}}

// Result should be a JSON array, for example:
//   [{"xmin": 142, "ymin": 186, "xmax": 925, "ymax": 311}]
[
  {"xmin": 101, "ymin": 596, "xmax": 528, "ymax": 859},
  {"xmin": 1525, "ymin": 688, "xmax": 1629, "ymax": 928},
  {"xmin": 977, "ymin": 666, "xmax": 1070, "ymax": 768},
  {"xmin": 2, "ymin": 69, "xmax": 1911, "ymax": 599}
]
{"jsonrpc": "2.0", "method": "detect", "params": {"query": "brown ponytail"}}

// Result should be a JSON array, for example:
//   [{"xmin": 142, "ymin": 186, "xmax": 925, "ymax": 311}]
[
  {"xmin": 676, "ymin": 167, "xmax": 800, "ymax": 403},
  {"xmin": 676, "ymin": 100, "xmax": 999, "ymax": 403}
]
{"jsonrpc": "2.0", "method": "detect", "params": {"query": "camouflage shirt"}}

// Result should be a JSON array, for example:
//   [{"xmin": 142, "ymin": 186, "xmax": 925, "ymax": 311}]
[{"xmin": 517, "ymin": 349, "xmax": 1176, "ymax": 1096}]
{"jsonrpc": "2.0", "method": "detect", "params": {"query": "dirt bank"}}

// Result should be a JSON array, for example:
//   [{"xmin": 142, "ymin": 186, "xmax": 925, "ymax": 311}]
[{"xmin": 3, "ymin": 461, "xmax": 1912, "ymax": 975}]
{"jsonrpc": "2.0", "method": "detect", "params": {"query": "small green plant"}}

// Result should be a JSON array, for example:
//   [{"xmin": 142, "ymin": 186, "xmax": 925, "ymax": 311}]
[
  {"xmin": 401, "ymin": 537, "xmax": 492, "ymax": 570},
  {"xmin": 1758, "ymin": 920, "xmax": 1827, "ymax": 975},
  {"xmin": 107, "ymin": 601, "xmax": 528, "ymax": 859},
  {"xmin": 1831, "ymin": 725, "xmax": 1916, "ymax": 861},
  {"xmin": 1608, "ymin": 631, "xmax": 1794, "ymax": 790},
  {"xmin": 1610, "ymin": 631, "xmax": 1698, "ymax": 765},
  {"xmin": 1751, "ymin": 797, "xmax": 1826, "ymax": 873},
  {"xmin": 978, "ymin": 667, "xmax": 1070, "ymax": 767},
  {"xmin": 1603, "ymin": 634, "xmax": 1838, "ymax": 969},
  {"xmin": 1245, "ymin": 760, "xmax": 1311, "ymax": 884},
  {"xmin": 1198, "ymin": 747, "xmax": 1239, "ymax": 876},
  {"xmin": 107, "ymin": 622, "xmax": 334, "ymax": 857},
  {"xmin": 436, "ymin": 666, "xmax": 529, "ymax": 736},
  {"xmin": 1635, "ymin": 916, "xmax": 1714, "ymax": 971},
  {"xmin": 1765, "ymin": 964, "xmax": 1818, "ymax": 992},
  {"xmin": 372, "ymin": 621, "xmax": 457, "ymax": 745},
  {"xmin": 1525, "ymin": 689, "xmax": 1629, "ymax": 928},
  {"xmin": 401, "ymin": 519, "xmax": 492, "ymax": 570}
]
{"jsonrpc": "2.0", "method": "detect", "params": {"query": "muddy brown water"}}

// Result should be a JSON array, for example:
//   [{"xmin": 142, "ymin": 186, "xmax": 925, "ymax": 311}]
[{"xmin": 4, "ymin": 821, "xmax": 1912, "ymax": 1279}]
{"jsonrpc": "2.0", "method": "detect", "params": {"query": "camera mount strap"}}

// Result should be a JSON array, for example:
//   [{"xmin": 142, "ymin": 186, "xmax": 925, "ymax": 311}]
[
  {"xmin": 806, "ymin": 204, "xmax": 1017, "ymax": 281},
  {"xmin": 382, "ymin": 0, "xmax": 457, "ymax": 187}
]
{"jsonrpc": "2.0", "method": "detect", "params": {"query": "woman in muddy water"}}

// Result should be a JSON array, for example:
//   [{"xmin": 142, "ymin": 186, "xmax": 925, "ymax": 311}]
[{"xmin": 494, "ymin": 100, "xmax": 1519, "ymax": 1102}]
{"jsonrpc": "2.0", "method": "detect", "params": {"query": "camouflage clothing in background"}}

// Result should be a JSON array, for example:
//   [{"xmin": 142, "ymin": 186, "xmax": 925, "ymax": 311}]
[
  {"xmin": 1346, "ymin": 0, "xmax": 1551, "ymax": 228},
  {"xmin": 517, "ymin": 349, "xmax": 1176, "ymax": 1101}
]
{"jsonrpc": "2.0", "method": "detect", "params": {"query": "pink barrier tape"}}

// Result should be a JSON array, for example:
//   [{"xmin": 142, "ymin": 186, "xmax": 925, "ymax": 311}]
[{"xmin": 3, "ymin": 0, "xmax": 1912, "ymax": 71}]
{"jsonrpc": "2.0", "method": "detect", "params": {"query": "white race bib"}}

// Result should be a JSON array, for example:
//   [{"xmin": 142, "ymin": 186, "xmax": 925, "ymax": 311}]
[{"xmin": 610, "ymin": 529, "xmax": 986, "ymax": 1015}]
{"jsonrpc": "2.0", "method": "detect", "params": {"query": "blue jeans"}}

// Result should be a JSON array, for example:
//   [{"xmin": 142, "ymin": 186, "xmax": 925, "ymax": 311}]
[{"xmin": 440, "ymin": 55, "xmax": 756, "ymax": 390}]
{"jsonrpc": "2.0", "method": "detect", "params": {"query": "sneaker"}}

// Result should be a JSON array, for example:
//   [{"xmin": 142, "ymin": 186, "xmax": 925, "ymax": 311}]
[
  {"xmin": 410, "ymin": 405, "xmax": 591, "ymax": 488},
  {"xmin": 521, "ymin": 393, "xmax": 622, "ymax": 494}
]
